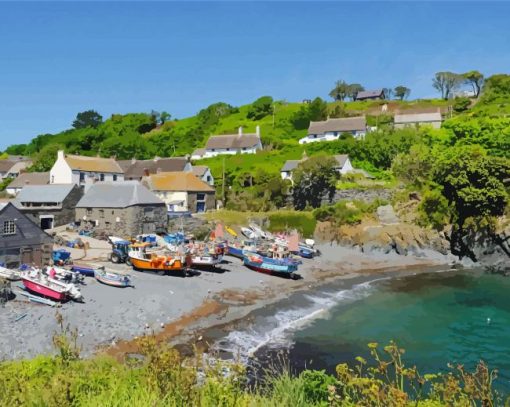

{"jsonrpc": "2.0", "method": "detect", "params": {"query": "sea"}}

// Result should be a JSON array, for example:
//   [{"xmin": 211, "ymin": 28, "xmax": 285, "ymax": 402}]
[{"xmin": 211, "ymin": 268, "xmax": 510, "ymax": 391}]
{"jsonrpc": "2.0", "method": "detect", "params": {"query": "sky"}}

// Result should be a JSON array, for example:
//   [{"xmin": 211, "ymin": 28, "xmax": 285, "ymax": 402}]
[{"xmin": 0, "ymin": 1, "xmax": 509, "ymax": 150}]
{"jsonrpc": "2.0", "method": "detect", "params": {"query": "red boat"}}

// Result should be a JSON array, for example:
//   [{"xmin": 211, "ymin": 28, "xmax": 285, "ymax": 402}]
[{"xmin": 21, "ymin": 270, "xmax": 83, "ymax": 302}]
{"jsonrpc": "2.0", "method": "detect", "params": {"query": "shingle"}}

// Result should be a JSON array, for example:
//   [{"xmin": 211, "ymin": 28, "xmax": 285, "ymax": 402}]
[
  {"xmin": 308, "ymin": 116, "xmax": 366, "ymax": 135},
  {"xmin": 192, "ymin": 165, "xmax": 209, "ymax": 177},
  {"xmin": 355, "ymin": 89, "xmax": 385, "ymax": 99},
  {"xmin": 15, "ymin": 184, "xmax": 75, "ymax": 203},
  {"xmin": 76, "ymin": 182, "xmax": 164, "ymax": 208},
  {"xmin": 334, "ymin": 154, "xmax": 349, "ymax": 167}
]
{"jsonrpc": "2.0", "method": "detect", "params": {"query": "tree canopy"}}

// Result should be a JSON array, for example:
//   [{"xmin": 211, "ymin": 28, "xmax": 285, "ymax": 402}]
[{"xmin": 72, "ymin": 110, "xmax": 103, "ymax": 129}]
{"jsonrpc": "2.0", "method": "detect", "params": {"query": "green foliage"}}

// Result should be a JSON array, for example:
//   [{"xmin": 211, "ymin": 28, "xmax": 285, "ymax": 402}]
[
  {"xmin": 292, "ymin": 155, "xmax": 338, "ymax": 210},
  {"xmin": 31, "ymin": 143, "xmax": 65, "ymax": 171},
  {"xmin": 418, "ymin": 187, "xmax": 451, "ymax": 230},
  {"xmin": 432, "ymin": 71, "xmax": 463, "ymax": 99},
  {"xmin": 391, "ymin": 144, "xmax": 434, "ymax": 187},
  {"xmin": 291, "ymin": 97, "xmax": 328, "ymax": 130},
  {"xmin": 453, "ymin": 96, "xmax": 471, "ymax": 112},
  {"xmin": 300, "ymin": 370, "xmax": 337, "ymax": 406},
  {"xmin": 267, "ymin": 210, "xmax": 316, "ymax": 237},
  {"xmin": 462, "ymin": 70, "xmax": 484, "ymax": 97},
  {"xmin": 0, "ymin": 177, "xmax": 13, "ymax": 191},
  {"xmin": 4, "ymin": 143, "xmax": 28, "ymax": 155},
  {"xmin": 314, "ymin": 199, "xmax": 386, "ymax": 226},
  {"xmin": 394, "ymin": 85, "xmax": 410, "ymax": 100},
  {"xmin": 247, "ymin": 96, "xmax": 273, "ymax": 120},
  {"xmin": 72, "ymin": 109, "xmax": 103, "ymax": 129}
]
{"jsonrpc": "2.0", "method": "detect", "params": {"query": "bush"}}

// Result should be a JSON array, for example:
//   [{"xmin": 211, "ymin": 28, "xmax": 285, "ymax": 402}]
[
  {"xmin": 247, "ymin": 96, "xmax": 273, "ymax": 120},
  {"xmin": 268, "ymin": 211, "xmax": 317, "ymax": 237}
]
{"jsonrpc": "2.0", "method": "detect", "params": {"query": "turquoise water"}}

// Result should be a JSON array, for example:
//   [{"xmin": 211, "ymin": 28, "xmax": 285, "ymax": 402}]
[{"xmin": 287, "ymin": 270, "xmax": 510, "ymax": 389}]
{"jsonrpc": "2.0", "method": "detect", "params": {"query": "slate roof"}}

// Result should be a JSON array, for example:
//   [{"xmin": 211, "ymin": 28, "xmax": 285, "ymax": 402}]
[
  {"xmin": 77, "ymin": 182, "xmax": 164, "ymax": 208},
  {"xmin": 7, "ymin": 172, "xmax": 49, "ymax": 188},
  {"xmin": 281, "ymin": 160, "xmax": 301, "ymax": 172},
  {"xmin": 121, "ymin": 157, "xmax": 189, "ymax": 179},
  {"xmin": 0, "ymin": 160, "xmax": 15, "ymax": 172},
  {"xmin": 355, "ymin": 89, "xmax": 385, "ymax": 100},
  {"xmin": 192, "ymin": 148, "xmax": 206, "ymax": 157},
  {"xmin": 64, "ymin": 154, "xmax": 123, "ymax": 173},
  {"xmin": 205, "ymin": 134, "xmax": 260, "ymax": 150},
  {"xmin": 394, "ymin": 111, "xmax": 442, "ymax": 124},
  {"xmin": 146, "ymin": 172, "xmax": 215, "ymax": 192},
  {"xmin": 308, "ymin": 116, "xmax": 366, "ymax": 135},
  {"xmin": 15, "ymin": 184, "xmax": 75, "ymax": 203},
  {"xmin": 192, "ymin": 165, "xmax": 209, "ymax": 177},
  {"xmin": 334, "ymin": 154, "xmax": 349, "ymax": 167}
]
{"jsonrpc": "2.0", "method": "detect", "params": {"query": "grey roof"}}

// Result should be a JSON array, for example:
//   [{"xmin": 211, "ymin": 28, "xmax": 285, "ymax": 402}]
[
  {"xmin": 121, "ymin": 157, "xmax": 189, "ymax": 180},
  {"xmin": 192, "ymin": 148, "xmax": 206, "ymax": 157},
  {"xmin": 308, "ymin": 116, "xmax": 366, "ymax": 135},
  {"xmin": 334, "ymin": 154, "xmax": 349, "ymax": 167},
  {"xmin": 15, "ymin": 184, "xmax": 75, "ymax": 203},
  {"xmin": 7, "ymin": 172, "xmax": 49, "ymax": 188},
  {"xmin": 355, "ymin": 89, "xmax": 385, "ymax": 100},
  {"xmin": 394, "ymin": 112, "xmax": 442, "ymax": 124},
  {"xmin": 192, "ymin": 165, "xmax": 209, "ymax": 177},
  {"xmin": 76, "ymin": 181, "xmax": 164, "ymax": 208},
  {"xmin": 0, "ymin": 160, "xmax": 15, "ymax": 172},
  {"xmin": 281, "ymin": 160, "xmax": 301, "ymax": 172},
  {"xmin": 206, "ymin": 134, "xmax": 261, "ymax": 150}
]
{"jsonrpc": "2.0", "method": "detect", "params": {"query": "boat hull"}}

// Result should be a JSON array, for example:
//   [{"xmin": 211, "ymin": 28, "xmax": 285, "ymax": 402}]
[
  {"xmin": 71, "ymin": 264, "xmax": 96, "ymax": 277},
  {"xmin": 243, "ymin": 255, "xmax": 298, "ymax": 278},
  {"xmin": 22, "ymin": 278, "xmax": 67, "ymax": 301},
  {"xmin": 191, "ymin": 255, "xmax": 223, "ymax": 269},
  {"xmin": 226, "ymin": 246, "xmax": 244, "ymax": 259},
  {"xmin": 94, "ymin": 272, "xmax": 131, "ymax": 288},
  {"xmin": 130, "ymin": 256, "xmax": 185, "ymax": 272}
]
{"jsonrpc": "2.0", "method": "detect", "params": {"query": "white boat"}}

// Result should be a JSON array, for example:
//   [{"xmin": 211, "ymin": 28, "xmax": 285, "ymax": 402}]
[
  {"xmin": 43, "ymin": 266, "xmax": 84, "ymax": 284},
  {"xmin": 241, "ymin": 227, "xmax": 256, "ymax": 239},
  {"xmin": 249, "ymin": 223, "xmax": 270, "ymax": 239},
  {"xmin": 21, "ymin": 269, "xmax": 83, "ymax": 302},
  {"xmin": 0, "ymin": 266, "xmax": 21, "ymax": 281},
  {"xmin": 190, "ymin": 254, "xmax": 223, "ymax": 268}
]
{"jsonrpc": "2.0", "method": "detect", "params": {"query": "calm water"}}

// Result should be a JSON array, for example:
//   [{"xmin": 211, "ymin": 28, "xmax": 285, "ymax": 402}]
[{"xmin": 215, "ymin": 269, "xmax": 510, "ymax": 390}]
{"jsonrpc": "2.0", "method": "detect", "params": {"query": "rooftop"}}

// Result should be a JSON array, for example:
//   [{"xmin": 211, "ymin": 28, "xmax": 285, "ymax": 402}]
[
  {"xmin": 76, "ymin": 181, "xmax": 164, "ymax": 208},
  {"xmin": 205, "ymin": 134, "xmax": 260, "ymax": 150},
  {"xmin": 394, "ymin": 111, "xmax": 443, "ymax": 124},
  {"xmin": 355, "ymin": 89, "xmax": 385, "ymax": 99},
  {"xmin": 308, "ymin": 116, "xmax": 366, "ymax": 135},
  {"xmin": 7, "ymin": 172, "xmax": 49, "ymax": 188},
  {"xmin": 120, "ymin": 157, "xmax": 189, "ymax": 179},
  {"xmin": 64, "ymin": 153, "xmax": 124, "ymax": 173},
  {"xmin": 15, "ymin": 184, "xmax": 75, "ymax": 204},
  {"xmin": 192, "ymin": 165, "xmax": 209, "ymax": 177},
  {"xmin": 146, "ymin": 171, "xmax": 215, "ymax": 192}
]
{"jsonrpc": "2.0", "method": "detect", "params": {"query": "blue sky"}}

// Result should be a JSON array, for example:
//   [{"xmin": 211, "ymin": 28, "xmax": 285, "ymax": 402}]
[{"xmin": 0, "ymin": 1, "xmax": 509, "ymax": 149}]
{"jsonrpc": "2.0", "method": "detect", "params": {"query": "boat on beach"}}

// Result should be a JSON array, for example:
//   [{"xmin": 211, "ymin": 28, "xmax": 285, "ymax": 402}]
[
  {"xmin": 243, "ymin": 252, "xmax": 299, "ymax": 278},
  {"xmin": 128, "ymin": 243, "xmax": 188, "ymax": 276},
  {"xmin": 21, "ymin": 269, "xmax": 83, "ymax": 302},
  {"xmin": 44, "ymin": 266, "xmax": 84, "ymax": 284},
  {"xmin": 71, "ymin": 262, "xmax": 100, "ymax": 277},
  {"xmin": 0, "ymin": 266, "xmax": 21, "ymax": 281},
  {"xmin": 226, "ymin": 240, "xmax": 257, "ymax": 259},
  {"xmin": 94, "ymin": 268, "xmax": 132, "ymax": 287}
]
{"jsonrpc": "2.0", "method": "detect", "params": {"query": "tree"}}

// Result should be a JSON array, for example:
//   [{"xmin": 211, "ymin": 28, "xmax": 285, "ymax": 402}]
[
  {"xmin": 462, "ymin": 70, "xmax": 484, "ymax": 97},
  {"xmin": 391, "ymin": 144, "xmax": 433, "ymax": 186},
  {"xmin": 160, "ymin": 111, "xmax": 171, "ymax": 124},
  {"xmin": 432, "ymin": 72, "xmax": 462, "ymax": 100},
  {"xmin": 31, "ymin": 143, "xmax": 65, "ymax": 171},
  {"xmin": 452, "ymin": 97, "xmax": 471, "ymax": 113},
  {"xmin": 72, "ymin": 110, "xmax": 103, "ymax": 129},
  {"xmin": 329, "ymin": 80, "xmax": 349, "ymax": 101},
  {"xmin": 383, "ymin": 87, "xmax": 393, "ymax": 100},
  {"xmin": 394, "ymin": 86, "xmax": 411, "ymax": 100},
  {"xmin": 247, "ymin": 96, "xmax": 273, "ymax": 120},
  {"xmin": 308, "ymin": 97, "xmax": 329, "ymax": 121},
  {"xmin": 348, "ymin": 84, "xmax": 365, "ymax": 100},
  {"xmin": 292, "ymin": 155, "xmax": 338, "ymax": 210}
]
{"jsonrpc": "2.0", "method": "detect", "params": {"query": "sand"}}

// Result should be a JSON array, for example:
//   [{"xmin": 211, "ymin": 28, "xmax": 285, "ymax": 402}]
[{"xmin": 0, "ymin": 243, "xmax": 454, "ymax": 361}]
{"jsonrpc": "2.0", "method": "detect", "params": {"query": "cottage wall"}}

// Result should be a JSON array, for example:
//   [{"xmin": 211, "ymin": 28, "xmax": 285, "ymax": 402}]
[
  {"xmin": 186, "ymin": 191, "xmax": 215, "ymax": 213},
  {"xmin": 50, "ymin": 155, "xmax": 73, "ymax": 184},
  {"xmin": 0, "ymin": 204, "xmax": 53, "ymax": 268},
  {"xmin": 394, "ymin": 121, "xmax": 441, "ymax": 130}
]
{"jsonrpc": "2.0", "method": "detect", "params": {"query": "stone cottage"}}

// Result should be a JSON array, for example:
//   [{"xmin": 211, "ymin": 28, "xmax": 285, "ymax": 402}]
[
  {"xmin": 75, "ymin": 182, "xmax": 166, "ymax": 238},
  {"xmin": 13, "ymin": 184, "xmax": 83, "ymax": 230},
  {"xmin": 0, "ymin": 203, "xmax": 53, "ymax": 268},
  {"xmin": 118, "ymin": 157, "xmax": 193, "ymax": 181}
]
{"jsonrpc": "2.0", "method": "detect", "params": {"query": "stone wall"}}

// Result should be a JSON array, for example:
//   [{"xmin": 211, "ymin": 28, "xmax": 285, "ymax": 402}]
[
  {"xmin": 187, "ymin": 191, "xmax": 216, "ymax": 213},
  {"xmin": 326, "ymin": 188, "xmax": 394, "ymax": 204}
]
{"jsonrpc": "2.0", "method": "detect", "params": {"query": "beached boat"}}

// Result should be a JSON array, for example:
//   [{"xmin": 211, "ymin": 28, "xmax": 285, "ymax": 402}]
[
  {"xmin": 0, "ymin": 266, "xmax": 21, "ymax": 281},
  {"xmin": 70, "ymin": 262, "xmax": 100, "ymax": 277},
  {"xmin": 190, "ymin": 254, "xmax": 223, "ymax": 269},
  {"xmin": 242, "ymin": 252, "xmax": 299, "ymax": 278},
  {"xmin": 241, "ymin": 227, "xmax": 257, "ymax": 240},
  {"xmin": 94, "ymin": 268, "xmax": 132, "ymax": 287},
  {"xmin": 226, "ymin": 240, "xmax": 258, "ymax": 259},
  {"xmin": 128, "ymin": 243, "xmax": 187, "ymax": 276},
  {"xmin": 21, "ymin": 269, "xmax": 83, "ymax": 302},
  {"xmin": 43, "ymin": 266, "xmax": 84, "ymax": 284}
]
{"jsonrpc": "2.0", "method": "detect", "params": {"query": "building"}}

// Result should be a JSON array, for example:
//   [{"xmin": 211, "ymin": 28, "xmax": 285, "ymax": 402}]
[
  {"xmin": 13, "ymin": 184, "xmax": 83, "ymax": 230},
  {"xmin": 0, "ymin": 157, "xmax": 32, "ymax": 179},
  {"xmin": 5, "ymin": 172, "xmax": 49, "ymax": 196},
  {"xmin": 117, "ymin": 157, "xmax": 192, "ymax": 181},
  {"xmin": 75, "ymin": 182, "xmax": 166, "ymax": 237},
  {"xmin": 355, "ymin": 89, "xmax": 386, "ymax": 101},
  {"xmin": 394, "ymin": 110, "xmax": 442, "ymax": 129},
  {"xmin": 143, "ymin": 172, "xmax": 215, "ymax": 214},
  {"xmin": 0, "ymin": 203, "xmax": 53, "ymax": 268},
  {"xmin": 192, "ymin": 165, "xmax": 214, "ymax": 186},
  {"xmin": 49, "ymin": 150, "xmax": 124, "ymax": 185},
  {"xmin": 193, "ymin": 126, "xmax": 262, "ymax": 159},
  {"xmin": 299, "ymin": 116, "xmax": 367, "ymax": 144},
  {"xmin": 191, "ymin": 148, "xmax": 206, "ymax": 161},
  {"xmin": 281, "ymin": 154, "xmax": 354, "ymax": 180}
]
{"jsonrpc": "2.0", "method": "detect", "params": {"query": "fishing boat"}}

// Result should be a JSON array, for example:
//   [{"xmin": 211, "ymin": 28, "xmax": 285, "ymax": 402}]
[
  {"xmin": 0, "ymin": 266, "xmax": 21, "ymax": 281},
  {"xmin": 243, "ymin": 252, "xmax": 299, "ymax": 278},
  {"xmin": 94, "ymin": 268, "xmax": 132, "ymax": 287},
  {"xmin": 71, "ymin": 262, "xmax": 100, "ymax": 277},
  {"xmin": 190, "ymin": 254, "xmax": 223, "ymax": 269},
  {"xmin": 226, "ymin": 240, "xmax": 257, "ymax": 259},
  {"xmin": 128, "ymin": 243, "xmax": 187, "ymax": 276},
  {"xmin": 241, "ymin": 227, "xmax": 257, "ymax": 239},
  {"xmin": 21, "ymin": 269, "xmax": 83, "ymax": 302},
  {"xmin": 249, "ymin": 223, "xmax": 270, "ymax": 239},
  {"xmin": 43, "ymin": 266, "xmax": 84, "ymax": 284}
]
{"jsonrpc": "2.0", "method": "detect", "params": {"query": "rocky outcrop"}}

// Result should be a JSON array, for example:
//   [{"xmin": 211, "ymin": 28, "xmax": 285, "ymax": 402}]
[{"xmin": 327, "ymin": 188, "xmax": 394, "ymax": 204}]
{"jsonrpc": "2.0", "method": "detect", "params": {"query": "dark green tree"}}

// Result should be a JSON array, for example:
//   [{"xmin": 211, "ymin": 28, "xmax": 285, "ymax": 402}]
[
  {"xmin": 160, "ymin": 111, "xmax": 171, "ymax": 124},
  {"xmin": 292, "ymin": 155, "xmax": 338, "ymax": 210},
  {"xmin": 462, "ymin": 70, "xmax": 484, "ymax": 97},
  {"xmin": 348, "ymin": 84, "xmax": 365, "ymax": 100},
  {"xmin": 329, "ymin": 80, "xmax": 349, "ymax": 101},
  {"xmin": 31, "ymin": 143, "xmax": 64, "ymax": 171},
  {"xmin": 247, "ymin": 96, "xmax": 273, "ymax": 120},
  {"xmin": 453, "ymin": 97, "xmax": 471, "ymax": 112},
  {"xmin": 394, "ymin": 86, "xmax": 411, "ymax": 100},
  {"xmin": 72, "ymin": 110, "xmax": 103, "ymax": 129}
]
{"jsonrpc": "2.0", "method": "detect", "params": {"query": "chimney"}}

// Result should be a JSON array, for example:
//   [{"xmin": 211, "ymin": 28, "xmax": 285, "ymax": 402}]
[
  {"xmin": 256, "ymin": 125, "xmax": 260, "ymax": 137},
  {"xmin": 57, "ymin": 150, "xmax": 65, "ymax": 160},
  {"xmin": 143, "ymin": 168, "xmax": 150, "ymax": 177},
  {"xmin": 238, "ymin": 126, "xmax": 243, "ymax": 136},
  {"xmin": 131, "ymin": 157, "xmax": 136, "ymax": 164}
]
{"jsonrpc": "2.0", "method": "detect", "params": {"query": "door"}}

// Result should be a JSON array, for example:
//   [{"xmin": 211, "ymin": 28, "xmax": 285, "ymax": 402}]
[
  {"xmin": 196, "ymin": 202, "xmax": 206, "ymax": 213},
  {"xmin": 40, "ymin": 216, "xmax": 54, "ymax": 230},
  {"xmin": 21, "ymin": 247, "xmax": 43, "ymax": 267}
]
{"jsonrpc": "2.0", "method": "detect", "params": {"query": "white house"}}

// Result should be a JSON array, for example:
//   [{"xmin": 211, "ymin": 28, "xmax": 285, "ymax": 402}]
[
  {"xmin": 280, "ymin": 154, "xmax": 354, "ymax": 180},
  {"xmin": 50, "ymin": 150, "xmax": 124, "ymax": 185},
  {"xmin": 192, "ymin": 126, "xmax": 262, "ymax": 159},
  {"xmin": 394, "ymin": 110, "xmax": 442, "ymax": 129},
  {"xmin": 192, "ymin": 165, "xmax": 214, "ymax": 186},
  {"xmin": 299, "ymin": 116, "xmax": 367, "ymax": 144}
]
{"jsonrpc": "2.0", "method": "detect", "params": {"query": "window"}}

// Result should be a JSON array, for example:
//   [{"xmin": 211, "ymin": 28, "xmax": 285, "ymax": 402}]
[
  {"xmin": 207, "ymin": 176, "xmax": 212, "ymax": 182},
  {"xmin": 113, "ymin": 174, "xmax": 117, "ymax": 181},
  {"xmin": 79, "ymin": 172, "xmax": 85, "ymax": 182},
  {"xmin": 2, "ymin": 220, "xmax": 16, "ymax": 235},
  {"xmin": 105, "ymin": 221, "xmax": 111, "ymax": 228},
  {"xmin": 51, "ymin": 175, "xmax": 55, "ymax": 183},
  {"xmin": 86, "ymin": 208, "xmax": 92, "ymax": 215},
  {"xmin": 111, "ymin": 210, "xmax": 115, "ymax": 215},
  {"xmin": 211, "ymin": 149, "xmax": 215, "ymax": 152},
  {"xmin": 197, "ymin": 193, "xmax": 206, "ymax": 201},
  {"xmin": 100, "ymin": 173, "xmax": 105, "ymax": 181},
  {"xmin": 242, "ymin": 147, "xmax": 246, "ymax": 151},
  {"xmin": 226, "ymin": 148, "xmax": 230, "ymax": 151},
  {"xmin": 99, "ymin": 209, "xmax": 104, "ymax": 218}
]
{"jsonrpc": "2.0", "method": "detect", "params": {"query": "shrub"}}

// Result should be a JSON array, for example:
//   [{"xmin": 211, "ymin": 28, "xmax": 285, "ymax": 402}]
[{"xmin": 268, "ymin": 211, "xmax": 317, "ymax": 237}]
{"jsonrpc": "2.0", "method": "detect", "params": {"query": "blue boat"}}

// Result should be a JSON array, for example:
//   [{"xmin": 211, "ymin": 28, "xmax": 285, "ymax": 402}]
[
  {"xmin": 226, "ymin": 241, "xmax": 257, "ymax": 259},
  {"xmin": 71, "ymin": 263, "xmax": 99, "ymax": 277},
  {"xmin": 243, "ymin": 252, "xmax": 299, "ymax": 278},
  {"xmin": 296, "ymin": 245, "xmax": 314, "ymax": 259}
]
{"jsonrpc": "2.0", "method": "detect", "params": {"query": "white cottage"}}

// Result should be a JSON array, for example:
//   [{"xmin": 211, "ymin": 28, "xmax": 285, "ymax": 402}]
[
  {"xmin": 394, "ymin": 110, "xmax": 442, "ymax": 129},
  {"xmin": 299, "ymin": 116, "xmax": 367, "ymax": 144},
  {"xmin": 280, "ymin": 154, "xmax": 354, "ymax": 180},
  {"xmin": 50, "ymin": 151, "xmax": 124, "ymax": 185},
  {"xmin": 193, "ymin": 126, "xmax": 262, "ymax": 159}
]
